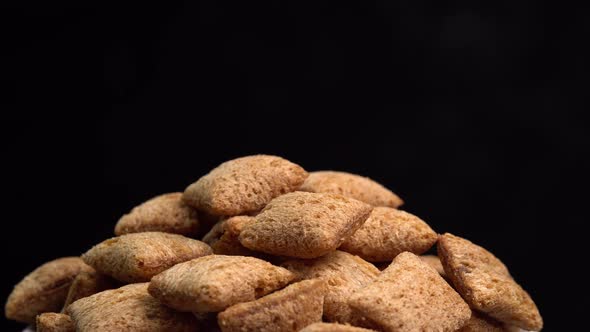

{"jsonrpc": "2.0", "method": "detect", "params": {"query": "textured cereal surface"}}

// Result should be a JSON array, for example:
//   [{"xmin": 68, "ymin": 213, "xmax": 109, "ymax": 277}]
[
  {"xmin": 217, "ymin": 279, "xmax": 326, "ymax": 332},
  {"xmin": 239, "ymin": 192, "xmax": 373, "ymax": 258},
  {"xmin": 420, "ymin": 255, "xmax": 446, "ymax": 277},
  {"xmin": 282, "ymin": 251, "xmax": 379, "ymax": 324},
  {"xmin": 202, "ymin": 216, "xmax": 257, "ymax": 256},
  {"xmin": 66, "ymin": 283, "xmax": 197, "ymax": 332},
  {"xmin": 300, "ymin": 322, "xmax": 376, "ymax": 332},
  {"xmin": 458, "ymin": 311, "xmax": 508, "ymax": 332},
  {"xmin": 61, "ymin": 269, "xmax": 119, "ymax": 311},
  {"xmin": 339, "ymin": 207, "xmax": 437, "ymax": 262},
  {"xmin": 82, "ymin": 232, "xmax": 212, "ymax": 283},
  {"xmin": 115, "ymin": 192, "xmax": 199, "ymax": 236},
  {"xmin": 36, "ymin": 313, "xmax": 75, "ymax": 332},
  {"xmin": 183, "ymin": 155, "xmax": 308, "ymax": 216},
  {"xmin": 438, "ymin": 233, "xmax": 543, "ymax": 331},
  {"xmin": 348, "ymin": 252, "xmax": 471, "ymax": 332},
  {"xmin": 148, "ymin": 255, "xmax": 296, "ymax": 312},
  {"xmin": 300, "ymin": 171, "xmax": 403, "ymax": 208},
  {"xmin": 5, "ymin": 257, "xmax": 93, "ymax": 324}
]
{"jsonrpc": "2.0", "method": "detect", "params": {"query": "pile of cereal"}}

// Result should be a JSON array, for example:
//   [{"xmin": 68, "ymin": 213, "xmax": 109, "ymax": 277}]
[{"xmin": 5, "ymin": 155, "xmax": 543, "ymax": 332}]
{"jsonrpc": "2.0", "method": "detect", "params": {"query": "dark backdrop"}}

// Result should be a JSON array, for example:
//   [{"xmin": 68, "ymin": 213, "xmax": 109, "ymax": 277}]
[{"xmin": 2, "ymin": 1, "xmax": 588, "ymax": 330}]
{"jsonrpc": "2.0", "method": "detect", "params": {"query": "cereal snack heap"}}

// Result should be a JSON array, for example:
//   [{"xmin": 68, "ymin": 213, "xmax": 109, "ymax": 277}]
[{"xmin": 5, "ymin": 155, "xmax": 543, "ymax": 331}]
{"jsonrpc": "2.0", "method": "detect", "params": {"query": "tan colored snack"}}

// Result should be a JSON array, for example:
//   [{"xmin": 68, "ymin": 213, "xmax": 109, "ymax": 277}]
[
  {"xmin": 239, "ymin": 192, "xmax": 373, "ymax": 258},
  {"xmin": 5, "ymin": 257, "xmax": 93, "ymax": 324},
  {"xmin": 300, "ymin": 322, "xmax": 376, "ymax": 332},
  {"xmin": 348, "ymin": 252, "xmax": 470, "ymax": 332},
  {"xmin": 183, "ymin": 155, "xmax": 308, "ymax": 216},
  {"xmin": 36, "ymin": 313, "xmax": 75, "ymax": 332},
  {"xmin": 282, "ymin": 251, "xmax": 379, "ymax": 324},
  {"xmin": 82, "ymin": 232, "xmax": 212, "ymax": 283},
  {"xmin": 148, "ymin": 255, "xmax": 296, "ymax": 312},
  {"xmin": 65, "ymin": 283, "xmax": 197, "ymax": 331},
  {"xmin": 339, "ymin": 207, "xmax": 437, "ymax": 262},
  {"xmin": 300, "ymin": 171, "xmax": 403, "ymax": 208},
  {"xmin": 61, "ymin": 269, "xmax": 119, "ymax": 311},
  {"xmin": 420, "ymin": 255, "xmax": 446, "ymax": 277},
  {"xmin": 458, "ymin": 311, "xmax": 507, "ymax": 332},
  {"xmin": 217, "ymin": 279, "xmax": 326, "ymax": 332},
  {"xmin": 438, "ymin": 233, "xmax": 543, "ymax": 331},
  {"xmin": 114, "ymin": 192, "xmax": 199, "ymax": 236},
  {"xmin": 202, "ymin": 216, "xmax": 256, "ymax": 256}
]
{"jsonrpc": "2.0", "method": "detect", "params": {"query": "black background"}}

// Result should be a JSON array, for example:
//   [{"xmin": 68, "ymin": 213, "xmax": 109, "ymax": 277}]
[{"xmin": 2, "ymin": 1, "xmax": 588, "ymax": 330}]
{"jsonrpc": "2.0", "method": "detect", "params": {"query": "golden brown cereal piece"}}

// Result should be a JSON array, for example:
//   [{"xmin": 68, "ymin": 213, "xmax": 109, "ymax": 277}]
[
  {"xmin": 148, "ymin": 255, "xmax": 297, "ymax": 312},
  {"xmin": 348, "ymin": 252, "xmax": 470, "ymax": 332},
  {"xmin": 282, "ymin": 251, "xmax": 379, "ymax": 324},
  {"xmin": 339, "ymin": 208, "xmax": 437, "ymax": 262},
  {"xmin": 239, "ymin": 192, "xmax": 373, "ymax": 258},
  {"xmin": 114, "ymin": 192, "xmax": 199, "ymax": 236},
  {"xmin": 438, "ymin": 233, "xmax": 543, "ymax": 331},
  {"xmin": 202, "ymin": 216, "xmax": 257, "ymax": 256},
  {"xmin": 82, "ymin": 232, "xmax": 212, "ymax": 283},
  {"xmin": 5, "ymin": 257, "xmax": 93, "ymax": 324},
  {"xmin": 36, "ymin": 313, "xmax": 75, "ymax": 332},
  {"xmin": 61, "ymin": 269, "xmax": 119, "ymax": 311},
  {"xmin": 183, "ymin": 155, "xmax": 308, "ymax": 216},
  {"xmin": 300, "ymin": 322, "xmax": 377, "ymax": 332},
  {"xmin": 66, "ymin": 283, "xmax": 197, "ymax": 332},
  {"xmin": 458, "ymin": 311, "xmax": 507, "ymax": 332},
  {"xmin": 420, "ymin": 255, "xmax": 446, "ymax": 277},
  {"xmin": 300, "ymin": 171, "xmax": 403, "ymax": 208},
  {"xmin": 217, "ymin": 279, "xmax": 326, "ymax": 332}
]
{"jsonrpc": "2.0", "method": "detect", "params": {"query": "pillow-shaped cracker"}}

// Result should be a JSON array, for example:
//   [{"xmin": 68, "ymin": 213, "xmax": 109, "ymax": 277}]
[
  {"xmin": 300, "ymin": 322, "xmax": 377, "ymax": 332},
  {"xmin": 339, "ymin": 207, "xmax": 437, "ymax": 262},
  {"xmin": 437, "ymin": 233, "xmax": 543, "ymax": 331},
  {"xmin": 300, "ymin": 171, "xmax": 403, "ymax": 208},
  {"xmin": 36, "ymin": 313, "xmax": 75, "ymax": 332},
  {"xmin": 65, "ymin": 283, "xmax": 197, "ymax": 332},
  {"xmin": 239, "ymin": 192, "xmax": 373, "ymax": 258},
  {"xmin": 61, "ymin": 269, "xmax": 119, "ymax": 311},
  {"xmin": 82, "ymin": 232, "xmax": 212, "ymax": 283},
  {"xmin": 5, "ymin": 257, "xmax": 92, "ymax": 324},
  {"xmin": 202, "ymin": 216, "xmax": 257, "ymax": 256},
  {"xmin": 148, "ymin": 255, "xmax": 296, "ymax": 312},
  {"xmin": 115, "ymin": 193, "xmax": 199, "ymax": 236},
  {"xmin": 348, "ymin": 252, "xmax": 470, "ymax": 332},
  {"xmin": 183, "ymin": 155, "xmax": 308, "ymax": 216},
  {"xmin": 217, "ymin": 279, "xmax": 326, "ymax": 332},
  {"xmin": 282, "ymin": 251, "xmax": 379, "ymax": 324},
  {"xmin": 419, "ymin": 255, "xmax": 446, "ymax": 278}
]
